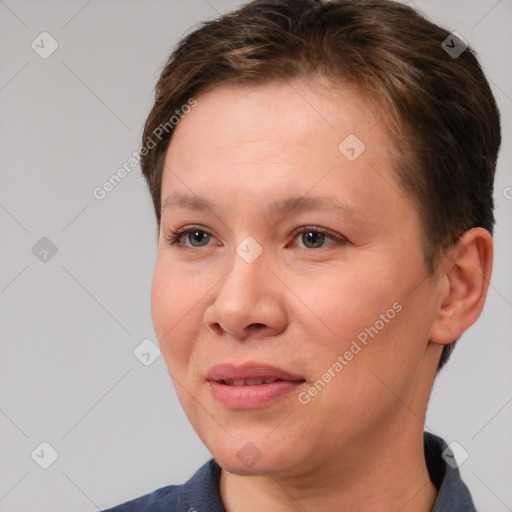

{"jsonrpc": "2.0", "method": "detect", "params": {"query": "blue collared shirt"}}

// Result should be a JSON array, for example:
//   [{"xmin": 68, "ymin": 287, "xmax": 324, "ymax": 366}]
[{"xmin": 102, "ymin": 432, "xmax": 477, "ymax": 511}]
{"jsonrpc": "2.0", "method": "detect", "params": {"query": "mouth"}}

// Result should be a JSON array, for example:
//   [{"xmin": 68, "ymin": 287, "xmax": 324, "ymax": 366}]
[
  {"xmin": 219, "ymin": 377, "xmax": 290, "ymax": 386},
  {"xmin": 207, "ymin": 362, "xmax": 306, "ymax": 384},
  {"xmin": 206, "ymin": 363, "xmax": 306, "ymax": 409}
]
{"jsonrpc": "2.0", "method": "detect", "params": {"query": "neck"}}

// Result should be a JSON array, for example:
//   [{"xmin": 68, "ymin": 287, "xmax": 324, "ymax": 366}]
[{"xmin": 219, "ymin": 422, "xmax": 438, "ymax": 512}]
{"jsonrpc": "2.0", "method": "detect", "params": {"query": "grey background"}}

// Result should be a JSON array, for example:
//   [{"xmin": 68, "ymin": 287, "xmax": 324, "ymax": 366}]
[{"xmin": 0, "ymin": 0, "xmax": 510, "ymax": 510}]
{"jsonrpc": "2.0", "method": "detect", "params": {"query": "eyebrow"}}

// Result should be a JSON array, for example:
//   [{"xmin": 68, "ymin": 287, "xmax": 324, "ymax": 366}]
[{"xmin": 161, "ymin": 192, "xmax": 367, "ymax": 220}]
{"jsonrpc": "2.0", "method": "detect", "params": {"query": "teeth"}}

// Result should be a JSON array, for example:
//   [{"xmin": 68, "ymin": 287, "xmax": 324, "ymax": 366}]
[
  {"xmin": 223, "ymin": 378, "xmax": 280, "ymax": 386},
  {"xmin": 245, "ymin": 378, "xmax": 264, "ymax": 385}
]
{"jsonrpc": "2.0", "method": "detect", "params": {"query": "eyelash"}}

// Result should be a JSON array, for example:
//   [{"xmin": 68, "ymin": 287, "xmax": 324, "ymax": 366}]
[{"xmin": 164, "ymin": 225, "xmax": 348, "ymax": 249}]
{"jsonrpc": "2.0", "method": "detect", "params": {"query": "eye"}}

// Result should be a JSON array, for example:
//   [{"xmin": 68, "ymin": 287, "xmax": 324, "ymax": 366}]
[
  {"xmin": 290, "ymin": 226, "xmax": 346, "ymax": 249},
  {"xmin": 165, "ymin": 226, "xmax": 214, "ymax": 248},
  {"xmin": 165, "ymin": 225, "xmax": 347, "ymax": 250}
]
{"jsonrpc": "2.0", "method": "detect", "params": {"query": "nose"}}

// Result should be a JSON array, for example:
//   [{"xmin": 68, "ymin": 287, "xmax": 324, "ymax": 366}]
[{"xmin": 203, "ymin": 249, "xmax": 287, "ymax": 340}]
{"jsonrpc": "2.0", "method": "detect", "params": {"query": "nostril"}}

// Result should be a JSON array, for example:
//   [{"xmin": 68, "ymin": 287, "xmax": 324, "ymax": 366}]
[
  {"xmin": 207, "ymin": 320, "xmax": 269, "ymax": 338},
  {"xmin": 211, "ymin": 323, "xmax": 223, "ymax": 336}
]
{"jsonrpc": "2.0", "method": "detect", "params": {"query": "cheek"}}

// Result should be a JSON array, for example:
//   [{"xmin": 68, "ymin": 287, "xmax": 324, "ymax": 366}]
[
  {"xmin": 291, "ymin": 259, "xmax": 430, "ymax": 388},
  {"xmin": 150, "ymin": 258, "xmax": 205, "ymax": 370},
  {"xmin": 312, "ymin": 268, "xmax": 435, "ymax": 408},
  {"xmin": 292, "ymin": 264, "xmax": 398, "ymax": 347}
]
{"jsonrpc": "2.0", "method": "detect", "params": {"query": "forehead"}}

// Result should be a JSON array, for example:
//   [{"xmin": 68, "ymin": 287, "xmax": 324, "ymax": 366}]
[
  {"xmin": 174, "ymin": 79, "xmax": 387, "ymax": 145},
  {"xmin": 164, "ymin": 79, "xmax": 393, "ymax": 180},
  {"xmin": 161, "ymin": 79, "xmax": 417, "ymax": 228}
]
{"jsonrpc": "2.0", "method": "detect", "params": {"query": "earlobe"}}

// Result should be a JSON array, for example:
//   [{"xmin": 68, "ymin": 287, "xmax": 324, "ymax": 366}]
[{"xmin": 429, "ymin": 228, "xmax": 493, "ymax": 345}]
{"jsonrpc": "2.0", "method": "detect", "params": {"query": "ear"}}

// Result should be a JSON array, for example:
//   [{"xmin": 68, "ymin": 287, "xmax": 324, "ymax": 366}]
[{"xmin": 429, "ymin": 228, "xmax": 493, "ymax": 345}]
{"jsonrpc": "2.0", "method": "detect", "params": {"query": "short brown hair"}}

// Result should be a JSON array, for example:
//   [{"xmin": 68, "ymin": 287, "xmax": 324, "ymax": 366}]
[{"xmin": 140, "ymin": 0, "xmax": 501, "ymax": 370}]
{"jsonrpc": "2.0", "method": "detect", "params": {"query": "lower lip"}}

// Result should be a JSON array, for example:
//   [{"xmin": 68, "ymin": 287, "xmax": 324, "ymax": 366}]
[{"xmin": 208, "ymin": 380, "xmax": 304, "ymax": 409}]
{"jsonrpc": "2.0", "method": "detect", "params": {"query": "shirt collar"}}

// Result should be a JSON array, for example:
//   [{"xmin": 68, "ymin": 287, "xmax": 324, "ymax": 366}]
[{"xmin": 425, "ymin": 432, "xmax": 477, "ymax": 511}]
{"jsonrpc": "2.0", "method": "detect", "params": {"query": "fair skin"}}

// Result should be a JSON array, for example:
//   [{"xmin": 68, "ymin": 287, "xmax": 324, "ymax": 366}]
[{"xmin": 151, "ymin": 79, "xmax": 493, "ymax": 512}]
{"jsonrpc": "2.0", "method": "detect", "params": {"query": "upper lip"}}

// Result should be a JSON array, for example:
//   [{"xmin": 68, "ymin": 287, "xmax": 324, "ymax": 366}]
[{"xmin": 207, "ymin": 363, "xmax": 305, "ymax": 383}]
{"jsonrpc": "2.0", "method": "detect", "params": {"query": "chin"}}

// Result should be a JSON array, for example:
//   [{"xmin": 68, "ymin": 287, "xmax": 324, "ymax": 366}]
[{"xmin": 210, "ymin": 437, "xmax": 303, "ymax": 477}]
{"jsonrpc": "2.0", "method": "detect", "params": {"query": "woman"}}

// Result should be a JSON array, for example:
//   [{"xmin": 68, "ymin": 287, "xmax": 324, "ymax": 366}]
[{"xmin": 103, "ymin": 0, "xmax": 500, "ymax": 510}]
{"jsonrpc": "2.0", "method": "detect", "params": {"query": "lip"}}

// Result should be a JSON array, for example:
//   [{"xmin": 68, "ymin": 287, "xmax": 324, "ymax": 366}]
[
  {"xmin": 206, "ymin": 362, "xmax": 306, "ymax": 410},
  {"xmin": 207, "ymin": 362, "xmax": 305, "ymax": 382}
]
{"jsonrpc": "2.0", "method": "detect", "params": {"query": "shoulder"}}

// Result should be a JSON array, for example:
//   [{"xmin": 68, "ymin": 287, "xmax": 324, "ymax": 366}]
[{"xmin": 101, "ymin": 459, "xmax": 224, "ymax": 512}]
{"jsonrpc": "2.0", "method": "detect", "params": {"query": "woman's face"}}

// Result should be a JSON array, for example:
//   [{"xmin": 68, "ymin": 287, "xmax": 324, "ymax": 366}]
[{"xmin": 151, "ymin": 80, "xmax": 442, "ymax": 478}]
